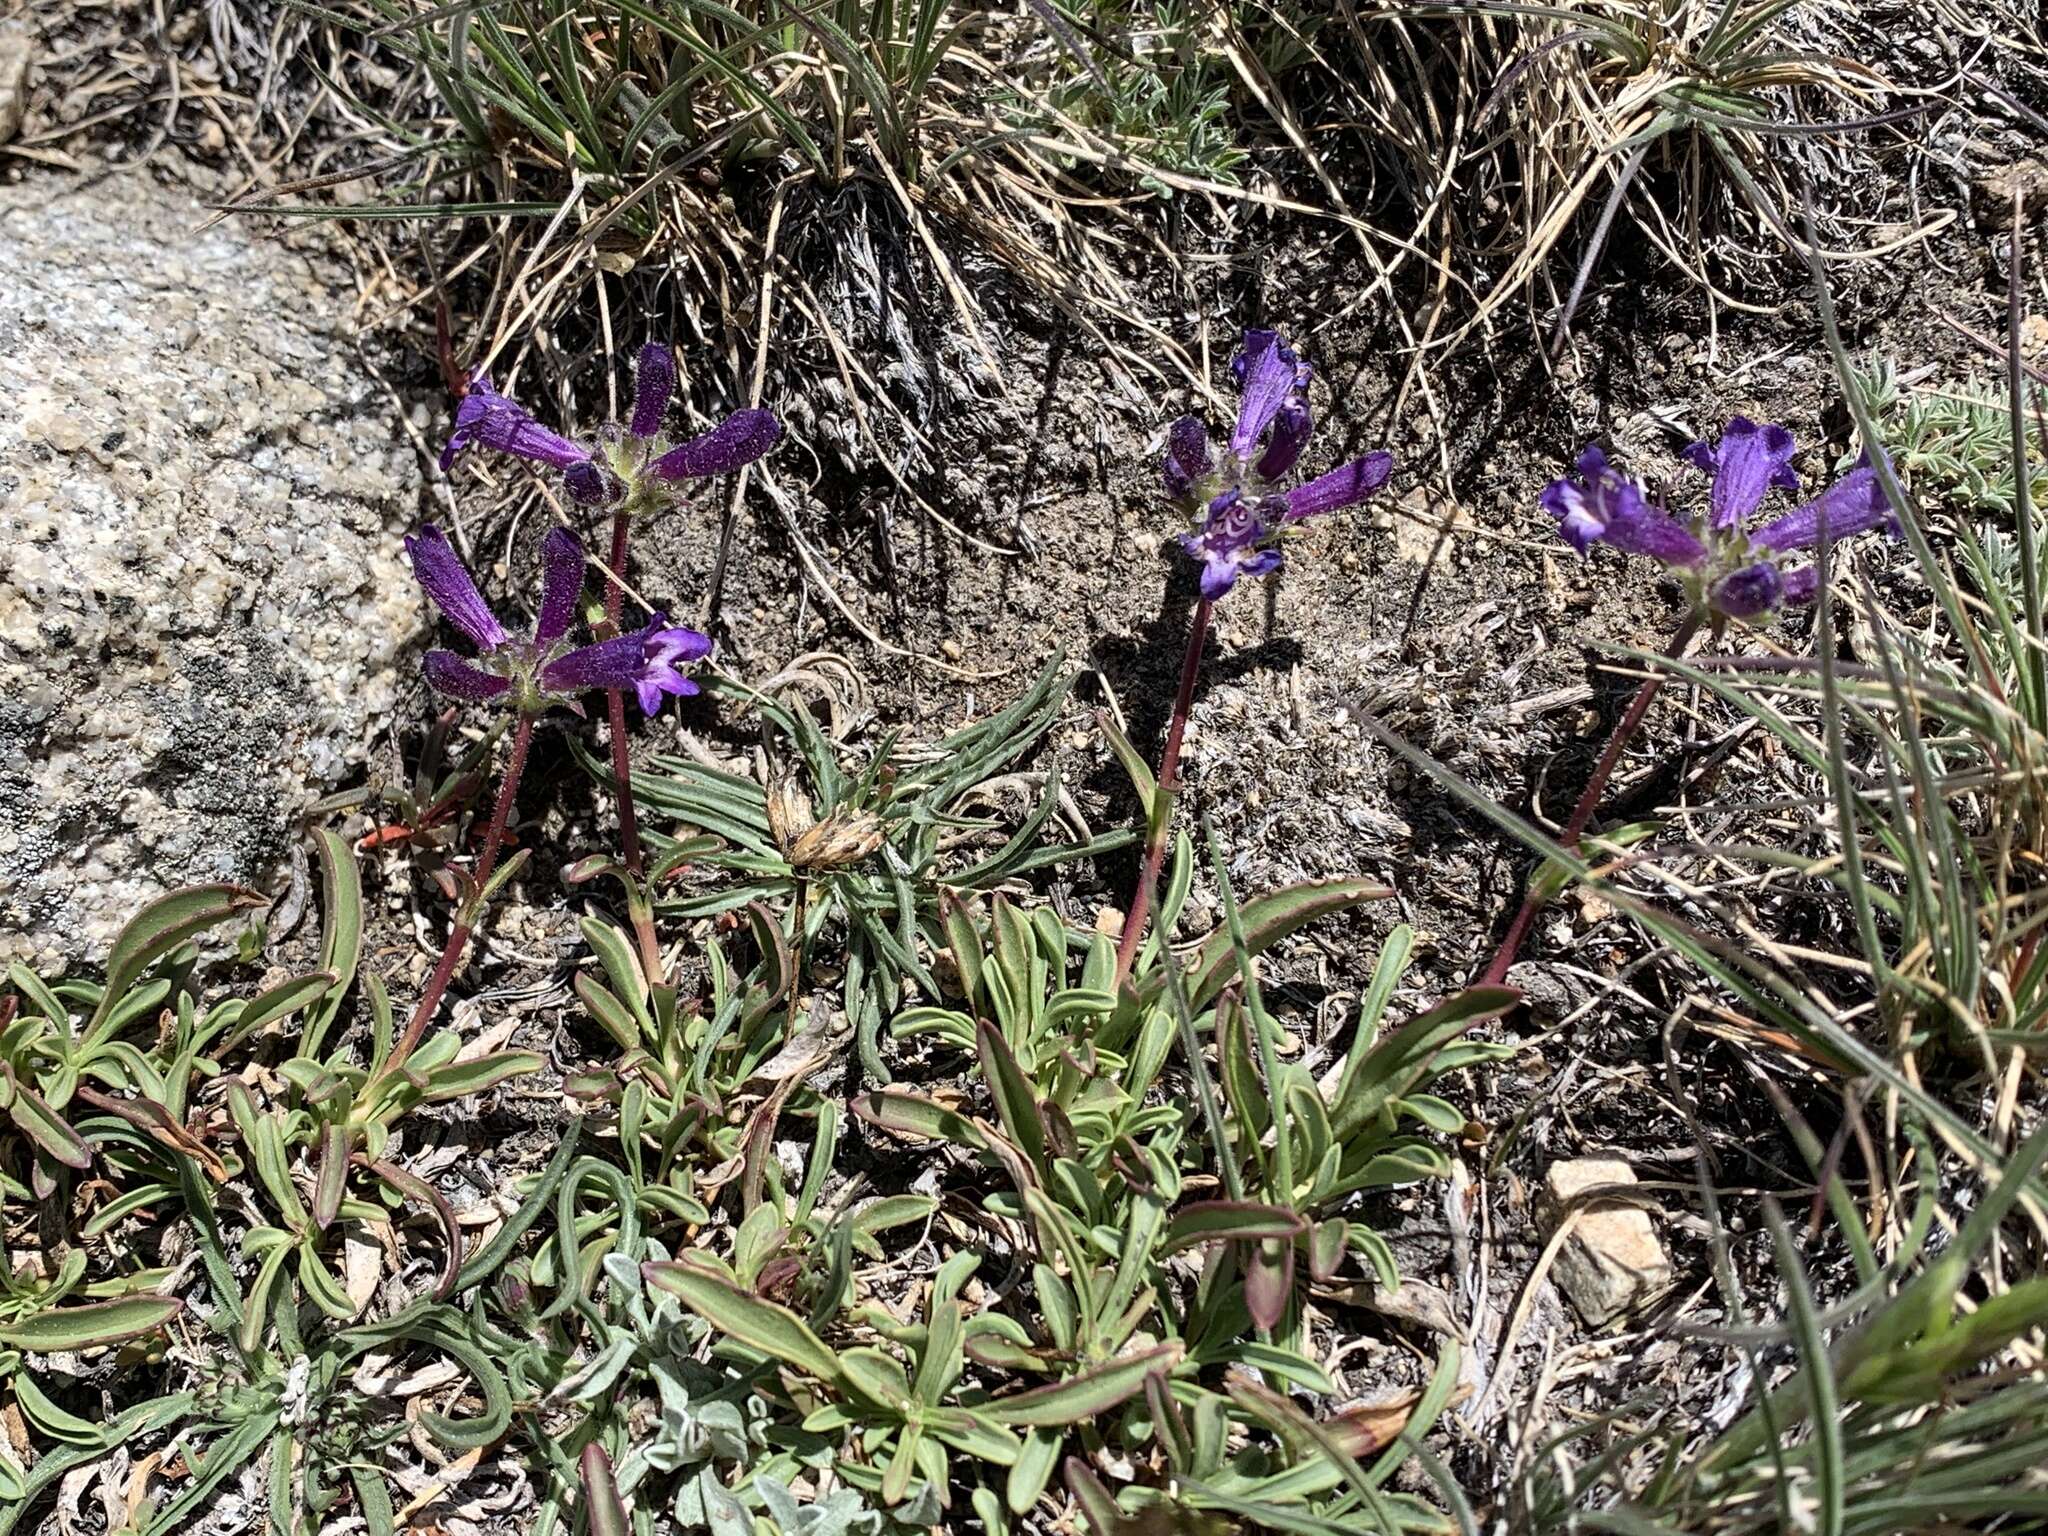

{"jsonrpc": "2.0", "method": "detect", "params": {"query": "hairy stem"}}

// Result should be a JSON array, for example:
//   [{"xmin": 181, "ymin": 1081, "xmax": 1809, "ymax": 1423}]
[
  {"xmin": 1478, "ymin": 612, "xmax": 1700, "ymax": 987},
  {"xmin": 385, "ymin": 711, "xmax": 535, "ymax": 1075},
  {"xmin": 601, "ymin": 502, "xmax": 666, "ymax": 985},
  {"xmin": 603, "ymin": 505, "xmax": 645, "ymax": 875},
  {"xmin": 1113, "ymin": 597, "xmax": 1212, "ymax": 991}
]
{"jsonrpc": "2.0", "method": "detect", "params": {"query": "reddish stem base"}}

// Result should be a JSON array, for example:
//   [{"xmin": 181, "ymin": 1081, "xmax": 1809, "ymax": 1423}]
[
  {"xmin": 1477, "ymin": 614, "xmax": 1699, "ymax": 987},
  {"xmin": 1112, "ymin": 597, "xmax": 1213, "ymax": 991},
  {"xmin": 385, "ymin": 711, "xmax": 535, "ymax": 1075}
]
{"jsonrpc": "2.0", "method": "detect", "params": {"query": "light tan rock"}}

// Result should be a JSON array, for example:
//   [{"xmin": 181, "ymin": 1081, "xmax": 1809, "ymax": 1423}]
[{"xmin": 1541, "ymin": 1157, "xmax": 1673, "ymax": 1327}]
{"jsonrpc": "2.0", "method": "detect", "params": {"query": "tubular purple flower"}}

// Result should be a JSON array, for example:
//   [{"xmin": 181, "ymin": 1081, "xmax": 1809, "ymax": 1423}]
[
  {"xmin": 535, "ymin": 616, "xmax": 713, "ymax": 714},
  {"xmin": 424, "ymin": 650, "xmax": 512, "ymax": 702},
  {"xmin": 1712, "ymin": 563, "xmax": 1784, "ymax": 620},
  {"xmin": 649, "ymin": 409, "xmax": 783, "ymax": 481},
  {"xmin": 1752, "ymin": 462, "xmax": 1899, "ymax": 553},
  {"xmin": 440, "ymin": 377, "xmax": 595, "ymax": 476},
  {"xmin": 1284, "ymin": 452, "xmax": 1393, "ymax": 522},
  {"xmin": 1542, "ymin": 446, "xmax": 1707, "ymax": 566},
  {"xmin": 406, "ymin": 526, "xmax": 511, "ymax": 651},
  {"xmin": 631, "ymin": 344, "xmax": 677, "ymax": 440},
  {"xmin": 533, "ymin": 527, "xmax": 584, "ymax": 646},
  {"xmin": 537, "ymin": 629, "xmax": 646, "ymax": 697},
  {"xmin": 1164, "ymin": 415, "xmax": 1212, "ymax": 499},
  {"xmin": 1681, "ymin": 416, "xmax": 1798, "ymax": 530},
  {"xmin": 1255, "ymin": 397, "xmax": 1314, "ymax": 482},
  {"xmin": 1544, "ymin": 422, "xmax": 1899, "ymax": 624},
  {"xmin": 1228, "ymin": 330, "xmax": 1311, "ymax": 464}
]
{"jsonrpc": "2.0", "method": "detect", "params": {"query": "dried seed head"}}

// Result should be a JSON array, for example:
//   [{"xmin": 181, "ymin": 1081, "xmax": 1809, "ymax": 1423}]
[
  {"xmin": 786, "ymin": 810, "xmax": 885, "ymax": 871},
  {"xmin": 764, "ymin": 772, "xmax": 816, "ymax": 853}
]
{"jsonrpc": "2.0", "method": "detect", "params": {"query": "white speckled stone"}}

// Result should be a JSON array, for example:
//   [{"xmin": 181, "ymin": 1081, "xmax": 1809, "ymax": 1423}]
[{"xmin": 0, "ymin": 173, "xmax": 418, "ymax": 969}]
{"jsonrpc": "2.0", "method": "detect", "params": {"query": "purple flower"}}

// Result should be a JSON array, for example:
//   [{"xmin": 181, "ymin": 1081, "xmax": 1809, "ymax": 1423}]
[
  {"xmin": 439, "ymin": 344, "xmax": 781, "ymax": 506},
  {"xmin": 1181, "ymin": 492, "xmax": 1283, "ymax": 601},
  {"xmin": 1546, "ymin": 421, "xmax": 1901, "ymax": 623},
  {"xmin": 1541, "ymin": 445, "xmax": 1708, "ymax": 566},
  {"xmin": 1162, "ymin": 328, "xmax": 1394, "ymax": 598},
  {"xmin": 1229, "ymin": 331, "xmax": 1312, "ymax": 468},
  {"xmin": 405, "ymin": 525, "xmax": 711, "ymax": 714}
]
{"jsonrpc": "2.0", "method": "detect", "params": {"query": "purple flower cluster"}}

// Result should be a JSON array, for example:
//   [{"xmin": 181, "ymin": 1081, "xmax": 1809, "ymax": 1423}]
[
  {"xmin": 406, "ymin": 525, "xmax": 710, "ymax": 716},
  {"xmin": 1164, "ymin": 329, "xmax": 1394, "ymax": 599},
  {"xmin": 1544, "ymin": 417, "xmax": 1900, "ymax": 621},
  {"xmin": 441, "ymin": 343, "xmax": 781, "ymax": 506}
]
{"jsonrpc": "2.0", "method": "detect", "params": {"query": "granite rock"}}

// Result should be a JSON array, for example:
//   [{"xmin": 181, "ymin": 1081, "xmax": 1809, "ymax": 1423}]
[
  {"xmin": 1541, "ymin": 1156, "xmax": 1674, "ymax": 1327},
  {"xmin": 0, "ymin": 172, "xmax": 418, "ymax": 969}
]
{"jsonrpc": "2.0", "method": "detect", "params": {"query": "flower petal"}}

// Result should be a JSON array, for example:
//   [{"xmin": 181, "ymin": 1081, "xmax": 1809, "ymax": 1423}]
[
  {"xmin": 630, "ymin": 343, "xmax": 677, "ymax": 440},
  {"xmin": 440, "ymin": 376, "xmax": 593, "ymax": 474},
  {"xmin": 649, "ymin": 408, "xmax": 783, "ymax": 480},
  {"xmin": 1781, "ymin": 566, "xmax": 1820, "ymax": 605},
  {"xmin": 1283, "ymin": 452, "xmax": 1393, "ymax": 521},
  {"xmin": 1712, "ymin": 562, "xmax": 1785, "ymax": 620},
  {"xmin": 562, "ymin": 460, "xmax": 621, "ymax": 506},
  {"xmin": 1228, "ymin": 330, "xmax": 1310, "ymax": 462},
  {"xmin": 1163, "ymin": 415, "xmax": 1212, "ymax": 499},
  {"xmin": 1752, "ymin": 463, "xmax": 1900, "ymax": 552},
  {"xmin": 533, "ymin": 526, "xmax": 584, "ymax": 646},
  {"xmin": 631, "ymin": 617, "xmax": 712, "ymax": 715},
  {"xmin": 1542, "ymin": 447, "xmax": 1706, "ymax": 567},
  {"xmin": 1601, "ymin": 493, "xmax": 1710, "ymax": 566},
  {"xmin": 539, "ymin": 631, "xmax": 645, "ymax": 696},
  {"xmin": 1255, "ymin": 397, "xmax": 1314, "ymax": 482},
  {"xmin": 424, "ymin": 650, "xmax": 511, "ymax": 703},
  {"xmin": 406, "ymin": 526, "xmax": 510, "ymax": 651},
  {"xmin": 1693, "ymin": 416, "xmax": 1798, "ymax": 530}
]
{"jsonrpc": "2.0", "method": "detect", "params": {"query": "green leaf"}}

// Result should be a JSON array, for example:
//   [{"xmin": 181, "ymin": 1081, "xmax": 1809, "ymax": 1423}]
[
  {"xmin": 92, "ymin": 884, "xmax": 266, "ymax": 1030},
  {"xmin": 982, "ymin": 1343, "xmax": 1182, "ymax": 1427},
  {"xmin": 975, "ymin": 1020, "xmax": 1046, "ymax": 1172},
  {"xmin": 417, "ymin": 1052, "xmax": 544, "ymax": 1103},
  {"xmin": 304, "ymin": 828, "xmax": 362, "ymax": 1058},
  {"xmin": 851, "ymin": 1090, "xmax": 988, "ymax": 1149},
  {"xmin": 1329, "ymin": 985, "xmax": 1520, "ymax": 1143},
  {"xmin": 642, "ymin": 1260, "xmax": 848, "ymax": 1386},
  {"xmin": 0, "ymin": 1294, "xmax": 183, "ymax": 1351},
  {"xmin": 1162, "ymin": 1202, "xmax": 1307, "ymax": 1254},
  {"xmin": 224, "ymin": 969, "xmax": 340, "ymax": 1052},
  {"xmin": 1180, "ymin": 878, "xmax": 1393, "ymax": 1009},
  {"xmin": 4, "ymin": 1068, "xmax": 89, "ymax": 1169}
]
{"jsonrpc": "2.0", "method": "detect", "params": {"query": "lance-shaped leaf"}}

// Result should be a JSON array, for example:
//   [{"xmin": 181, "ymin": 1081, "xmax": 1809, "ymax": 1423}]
[
  {"xmin": 1329, "ymin": 984, "xmax": 1520, "ymax": 1142},
  {"xmin": 0, "ymin": 1294, "xmax": 184, "ymax": 1351},
  {"xmin": 975, "ymin": 1020, "xmax": 1046, "ymax": 1173},
  {"xmin": 580, "ymin": 1445, "xmax": 630, "ymax": 1536},
  {"xmin": 642, "ymin": 1260, "xmax": 847, "ymax": 1386},
  {"xmin": 92, "ymin": 884, "xmax": 266, "ymax": 1030},
  {"xmin": 981, "ymin": 1342, "xmax": 1183, "ymax": 1428},
  {"xmin": 1177, "ymin": 878, "xmax": 1393, "ymax": 1009},
  {"xmin": 4, "ymin": 1068, "xmax": 89, "ymax": 1170},
  {"xmin": 1162, "ymin": 1201, "xmax": 1306, "ymax": 1255},
  {"xmin": 851, "ymin": 1090, "xmax": 988, "ymax": 1149}
]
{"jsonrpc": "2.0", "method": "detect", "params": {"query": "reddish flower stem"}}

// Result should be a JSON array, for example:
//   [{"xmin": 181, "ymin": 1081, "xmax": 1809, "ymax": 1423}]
[
  {"xmin": 1113, "ymin": 597, "xmax": 1212, "ymax": 991},
  {"xmin": 600, "ymin": 502, "xmax": 666, "ymax": 986},
  {"xmin": 603, "ymin": 505, "xmax": 645, "ymax": 875},
  {"xmin": 384, "ymin": 711, "xmax": 535, "ymax": 1075},
  {"xmin": 1478, "ymin": 612, "xmax": 1700, "ymax": 987}
]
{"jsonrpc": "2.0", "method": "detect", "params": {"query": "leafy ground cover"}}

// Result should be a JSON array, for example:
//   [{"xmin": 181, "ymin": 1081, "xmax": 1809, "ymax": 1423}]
[{"xmin": 6, "ymin": 2, "xmax": 2048, "ymax": 1534}]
